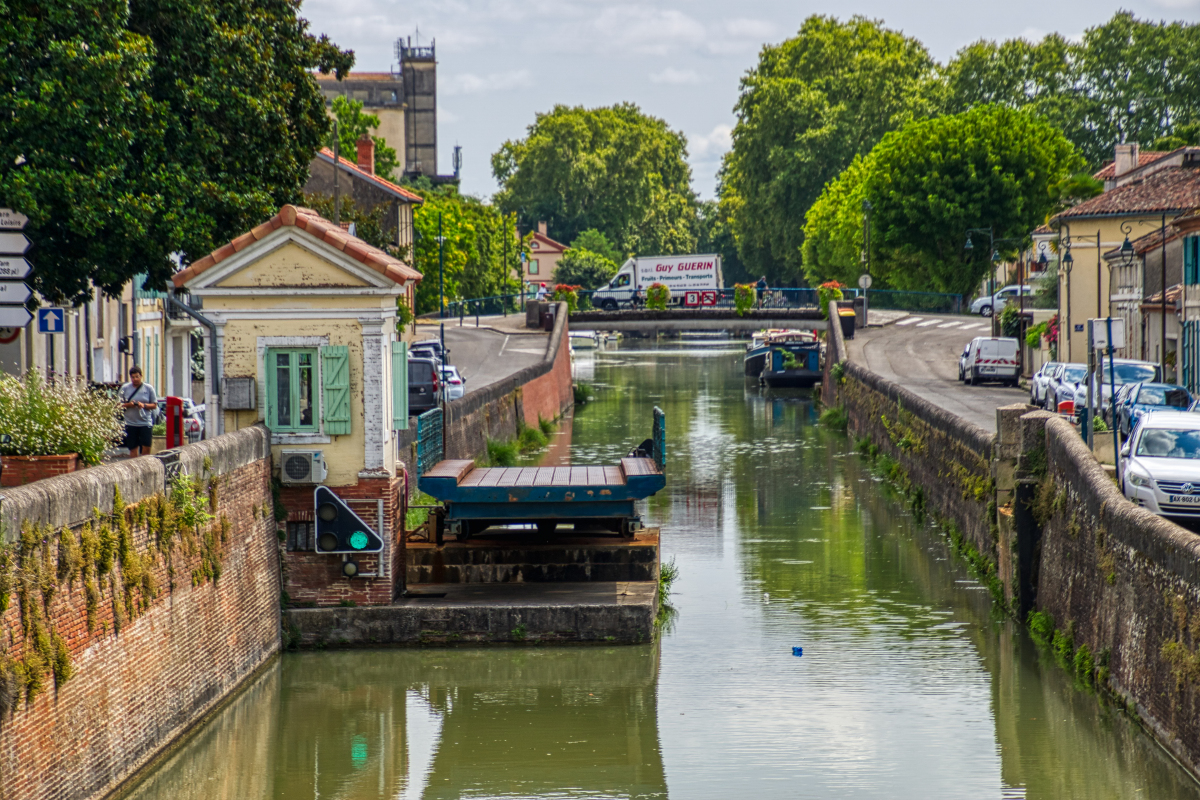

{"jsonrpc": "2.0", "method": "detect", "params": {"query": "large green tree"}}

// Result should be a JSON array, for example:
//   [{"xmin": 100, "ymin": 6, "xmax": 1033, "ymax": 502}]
[
  {"xmin": 0, "ymin": 0, "xmax": 351, "ymax": 304},
  {"xmin": 330, "ymin": 96, "xmax": 401, "ymax": 181},
  {"xmin": 492, "ymin": 103, "xmax": 698, "ymax": 258},
  {"xmin": 803, "ymin": 105, "xmax": 1083, "ymax": 297},
  {"xmin": 553, "ymin": 249, "xmax": 617, "ymax": 290},
  {"xmin": 720, "ymin": 16, "xmax": 939, "ymax": 283}
]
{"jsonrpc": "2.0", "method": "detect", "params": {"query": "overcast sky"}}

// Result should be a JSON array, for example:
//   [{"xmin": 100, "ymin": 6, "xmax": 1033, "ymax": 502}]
[{"xmin": 302, "ymin": 0, "xmax": 1200, "ymax": 201}]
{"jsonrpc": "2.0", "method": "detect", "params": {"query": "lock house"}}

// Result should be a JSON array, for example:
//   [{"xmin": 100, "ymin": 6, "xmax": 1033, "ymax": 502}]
[{"xmin": 172, "ymin": 204, "xmax": 422, "ymax": 605}]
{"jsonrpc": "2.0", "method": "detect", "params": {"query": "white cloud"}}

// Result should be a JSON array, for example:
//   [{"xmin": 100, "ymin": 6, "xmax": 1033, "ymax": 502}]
[
  {"xmin": 689, "ymin": 123, "xmax": 733, "ymax": 158},
  {"xmin": 650, "ymin": 67, "xmax": 702, "ymax": 85},
  {"xmin": 590, "ymin": 7, "xmax": 707, "ymax": 56},
  {"xmin": 443, "ymin": 69, "xmax": 532, "ymax": 95}
]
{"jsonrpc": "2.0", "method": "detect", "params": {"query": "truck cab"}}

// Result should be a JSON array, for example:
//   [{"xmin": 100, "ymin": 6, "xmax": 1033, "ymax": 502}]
[{"xmin": 593, "ymin": 261, "xmax": 636, "ymax": 311}]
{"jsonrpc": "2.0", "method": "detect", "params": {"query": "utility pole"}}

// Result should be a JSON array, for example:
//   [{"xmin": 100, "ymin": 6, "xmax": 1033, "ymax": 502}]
[
  {"xmin": 437, "ymin": 212, "xmax": 445, "ymax": 318},
  {"xmin": 332, "ymin": 121, "xmax": 340, "ymax": 227}
]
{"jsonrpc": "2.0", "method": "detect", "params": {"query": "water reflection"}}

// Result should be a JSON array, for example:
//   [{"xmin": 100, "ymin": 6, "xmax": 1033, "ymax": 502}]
[{"xmin": 123, "ymin": 339, "xmax": 1200, "ymax": 800}]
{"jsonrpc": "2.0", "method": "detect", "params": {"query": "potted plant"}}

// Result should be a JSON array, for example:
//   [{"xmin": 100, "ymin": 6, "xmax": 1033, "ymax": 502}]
[{"xmin": 0, "ymin": 370, "xmax": 124, "ymax": 486}]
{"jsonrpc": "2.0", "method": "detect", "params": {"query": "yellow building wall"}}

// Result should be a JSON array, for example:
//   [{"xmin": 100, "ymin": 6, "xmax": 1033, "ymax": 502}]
[
  {"xmin": 1057, "ymin": 215, "xmax": 1163, "ymax": 363},
  {"xmin": 219, "ymin": 315, "xmax": 390, "ymax": 487},
  {"xmin": 218, "ymin": 243, "xmax": 371, "ymax": 288}
]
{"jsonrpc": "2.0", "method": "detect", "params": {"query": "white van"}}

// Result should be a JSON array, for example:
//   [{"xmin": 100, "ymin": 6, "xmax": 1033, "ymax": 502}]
[{"xmin": 958, "ymin": 337, "xmax": 1020, "ymax": 386}]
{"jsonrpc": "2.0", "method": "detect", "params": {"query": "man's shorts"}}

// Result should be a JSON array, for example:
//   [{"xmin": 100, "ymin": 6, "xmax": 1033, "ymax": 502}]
[{"xmin": 123, "ymin": 425, "xmax": 153, "ymax": 450}]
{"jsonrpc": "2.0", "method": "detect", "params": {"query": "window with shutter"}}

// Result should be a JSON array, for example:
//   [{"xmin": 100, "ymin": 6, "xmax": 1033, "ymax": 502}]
[
  {"xmin": 1187, "ymin": 237, "xmax": 1200, "ymax": 286},
  {"xmin": 391, "ymin": 340, "xmax": 409, "ymax": 430},
  {"xmin": 321, "ymin": 345, "xmax": 352, "ymax": 435},
  {"xmin": 265, "ymin": 348, "xmax": 319, "ymax": 433}
]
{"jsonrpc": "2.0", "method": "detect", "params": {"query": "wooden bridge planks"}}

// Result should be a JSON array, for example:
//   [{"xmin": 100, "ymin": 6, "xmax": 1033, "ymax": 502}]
[{"xmin": 428, "ymin": 459, "xmax": 642, "ymax": 489}]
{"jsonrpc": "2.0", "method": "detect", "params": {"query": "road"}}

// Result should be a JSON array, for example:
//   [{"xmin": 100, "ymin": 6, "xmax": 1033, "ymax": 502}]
[
  {"xmin": 419, "ymin": 317, "xmax": 549, "ymax": 393},
  {"xmin": 848, "ymin": 313, "xmax": 1027, "ymax": 432}
]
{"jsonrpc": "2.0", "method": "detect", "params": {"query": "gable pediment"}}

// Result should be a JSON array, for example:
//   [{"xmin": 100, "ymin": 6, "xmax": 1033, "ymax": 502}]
[{"xmin": 214, "ymin": 241, "xmax": 371, "ymax": 289}]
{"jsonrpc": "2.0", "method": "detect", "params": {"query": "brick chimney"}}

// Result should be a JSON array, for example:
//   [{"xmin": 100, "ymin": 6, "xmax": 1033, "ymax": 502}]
[
  {"xmin": 356, "ymin": 135, "xmax": 375, "ymax": 175},
  {"xmin": 1114, "ymin": 142, "xmax": 1139, "ymax": 177},
  {"xmin": 538, "ymin": 221, "xmax": 547, "ymax": 236}
]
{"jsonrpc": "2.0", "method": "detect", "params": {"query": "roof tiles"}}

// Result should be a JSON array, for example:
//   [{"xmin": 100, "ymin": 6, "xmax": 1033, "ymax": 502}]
[{"xmin": 1053, "ymin": 166, "xmax": 1200, "ymax": 222}]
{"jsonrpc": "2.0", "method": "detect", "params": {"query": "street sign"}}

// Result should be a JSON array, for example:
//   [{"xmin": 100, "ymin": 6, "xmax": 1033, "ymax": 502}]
[
  {"xmin": 858, "ymin": 273, "xmax": 873, "ymax": 290},
  {"xmin": 0, "ymin": 282, "xmax": 31, "ymax": 305},
  {"xmin": 37, "ymin": 308, "xmax": 65, "ymax": 334},
  {"xmin": 0, "ymin": 209, "xmax": 28, "ymax": 230},
  {"xmin": 0, "ymin": 307, "xmax": 32, "ymax": 328},
  {"xmin": 684, "ymin": 290, "xmax": 700, "ymax": 307},
  {"xmin": 700, "ymin": 290, "xmax": 718, "ymax": 306},
  {"xmin": 1089, "ymin": 317, "xmax": 1126, "ymax": 350},
  {"xmin": 0, "ymin": 257, "xmax": 31, "ymax": 280},
  {"xmin": 0, "ymin": 232, "xmax": 30, "ymax": 255}
]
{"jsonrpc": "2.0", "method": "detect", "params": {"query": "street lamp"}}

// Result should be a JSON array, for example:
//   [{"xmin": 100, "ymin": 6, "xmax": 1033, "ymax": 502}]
[{"xmin": 964, "ymin": 227, "xmax": 1024, "ymax": 336}]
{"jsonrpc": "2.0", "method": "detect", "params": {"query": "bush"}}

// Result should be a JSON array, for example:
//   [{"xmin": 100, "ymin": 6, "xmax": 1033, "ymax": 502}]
[
  {"xmin": 574, "ymin": 382, "xmax": 595, "ymax": 404},
  {"xmin": 517, "ymin": 424, "xmax": 548, "ymax": 453},
  {"xmin": 817, "ymin": 281, "xmax": 844, "ymax": 318},
  {"xmin": 538, "ymin": 415, "xmax": 555, "ymax": 436},
  {"xmin": 0, "ymin": 370, "xmax": 124, "ymax": 465},
  {"xmin": 555, "ymin": 248, "xmax": 618, "ymax": 289},
  {"xmin": 734, "ymin": 284, "xmax": 755, "ymax": 316},
  {"xmin": 999, "ymin": 303, "xmax": 1022, "ymax": 338},
  {"xmin": 645, "ymin": 283, "xmax": 670, "ymax": 310},
  {"xmin": 552, "ymin": 284, "xmax": 581, "ymax": 312},
  {"xmin": 486, "ymin": 438, "xmax": 519, "ymax": 467}
]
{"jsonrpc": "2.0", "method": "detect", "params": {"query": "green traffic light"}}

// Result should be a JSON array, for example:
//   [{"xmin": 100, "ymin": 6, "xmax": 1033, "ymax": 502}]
[{"xmin": 350, "ymin": 530, "xmax": 369, "ymax": 550}]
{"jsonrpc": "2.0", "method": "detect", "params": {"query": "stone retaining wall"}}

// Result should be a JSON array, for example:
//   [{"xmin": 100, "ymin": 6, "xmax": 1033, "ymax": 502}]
[{"xmin": 0, "ymin": 426, "xmax": 278, "ymax": 800}]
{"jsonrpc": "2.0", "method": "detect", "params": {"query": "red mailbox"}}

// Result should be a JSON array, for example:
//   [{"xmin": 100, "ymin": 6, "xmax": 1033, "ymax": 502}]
[{"xmin": 165, "ymin": 396, "xmax": 185, "ymax": 449}]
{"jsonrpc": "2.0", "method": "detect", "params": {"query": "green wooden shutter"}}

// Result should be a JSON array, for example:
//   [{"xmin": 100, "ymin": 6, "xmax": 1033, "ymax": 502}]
[
  {"xmin": 391, "ymin": 340, "xmax": 409, "ymax": 430},
  {"xmin": 321, "ymin": 345, "xmax": 352, "ymax": 435},
  {"xmin": 1188, "ymin": 237, "xmax": 1200, "ymax": 286}
]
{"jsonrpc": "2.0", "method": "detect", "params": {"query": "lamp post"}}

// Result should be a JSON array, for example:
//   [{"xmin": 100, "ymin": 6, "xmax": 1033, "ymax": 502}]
[{"xmin": 862, "ymin": 200, "xmax": 872, "ymax": 322}]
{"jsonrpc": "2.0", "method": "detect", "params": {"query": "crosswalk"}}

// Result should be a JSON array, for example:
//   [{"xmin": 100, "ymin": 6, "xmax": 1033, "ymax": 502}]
[{"xmin": 894, "ymin": 315, "xmax": 990, "ymax": 331}]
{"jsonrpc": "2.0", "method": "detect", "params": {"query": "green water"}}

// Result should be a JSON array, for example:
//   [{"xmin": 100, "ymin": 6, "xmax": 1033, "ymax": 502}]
[{"xmin": 125, "ymin": 341, "xmax": 1200, "ymax": 799}]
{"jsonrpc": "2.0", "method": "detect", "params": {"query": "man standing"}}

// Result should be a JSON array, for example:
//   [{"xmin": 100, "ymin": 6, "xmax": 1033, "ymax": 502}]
[
  {"xmin": 756, "ymin": 275, "xmax": 768, "ymax": 309},
  {"xmin": 120, "ymin": 366, "xmax": 157, "ymax": 458}
]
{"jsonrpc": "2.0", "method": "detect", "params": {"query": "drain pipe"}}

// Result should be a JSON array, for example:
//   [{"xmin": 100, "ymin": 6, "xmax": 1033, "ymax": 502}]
[{"xmin": 164, "ymin": 292, "xmax": 220, "ymax": 438}]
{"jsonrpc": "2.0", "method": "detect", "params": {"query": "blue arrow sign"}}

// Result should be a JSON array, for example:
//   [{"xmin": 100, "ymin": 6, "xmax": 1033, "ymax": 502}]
[{"xmin": 37, "ymin": 308, "xmax": 65, "ymax": 334}]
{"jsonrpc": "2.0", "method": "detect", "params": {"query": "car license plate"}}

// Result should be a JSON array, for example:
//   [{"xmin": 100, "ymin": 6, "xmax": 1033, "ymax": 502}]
[
  {"xmin": 981, "ymin": 367, "xmax": 995, "ymax": 373},
  {"xmin": 1169, "ymin": 495, "xmax": 1200, "ymax": 504}
]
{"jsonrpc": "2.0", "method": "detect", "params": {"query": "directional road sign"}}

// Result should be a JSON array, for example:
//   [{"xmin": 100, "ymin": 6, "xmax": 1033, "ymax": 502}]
[
  {"xmin": 0, "ymin": 307, "xmax": 33, "ymax": 328},
  {"xmin": 0, "ymin": 257, "xmax": 31, "ymax": 280},
  {"xmin": 0, "ymin": 282, "xmax": 31, "ymax": 305},
  {"xmin": 0, "ymin": 209, "xmax": 28, "ymax": 230},
  {"xmin": 0, "ymin": 232, "xmax": 30, "ymax": 255},
  {"xmin": 37, "ymin": 308, "xmax": 65, "ymax": 334}
]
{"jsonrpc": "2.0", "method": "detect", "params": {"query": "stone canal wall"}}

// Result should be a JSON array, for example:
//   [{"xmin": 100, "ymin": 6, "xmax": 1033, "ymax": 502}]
[
  {"xmin": 825, "ymin": 301, "xmax": 1200, "ymax": 780},
  {"xmin": 0, "ymin": 427, "xmax": 279, "ymax": 800},
  {"xmin": 1024, "ymin": 412, "xmax": 1200, "ymax": 778}
]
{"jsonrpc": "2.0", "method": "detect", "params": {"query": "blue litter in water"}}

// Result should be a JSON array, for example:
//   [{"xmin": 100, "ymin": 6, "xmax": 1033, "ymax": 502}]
[{"xmin": 792, "ymin": 646, "xmax": 803, "ymax": 657}]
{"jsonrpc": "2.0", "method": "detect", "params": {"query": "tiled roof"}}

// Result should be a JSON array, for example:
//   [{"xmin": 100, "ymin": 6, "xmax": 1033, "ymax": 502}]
[
  {"xmin": 315, "ymin": 149, "xmax": 424, "ymax": 203},
  {"xmin": 1052, "ymin": 166, "xmax": 1200, "ymax": 221},
  {"xmin": 1103, "ymin": 223, "xmax": 1183, "ymax": 258},
  {"xmin": 1093, "ymin": 151, "xmax": 1171, "ymax": 180},
  {"xmin": 173, "ymin": 205, "xmax": 422, "ymax": 288},
  {"xmin": 1142, "ymin": 283, "xmax": 1182, "ymax": 308},
  {"xmin": 530, "ymin": 231, "xmax": 568, "ymax": 252},
  {"xmin": 314, "ymin": 71, "xmax": 397, "ymax": 81},
  {"xmin": 1032, "ymin": 224, "xmax": 1053, "ymax": 235}
]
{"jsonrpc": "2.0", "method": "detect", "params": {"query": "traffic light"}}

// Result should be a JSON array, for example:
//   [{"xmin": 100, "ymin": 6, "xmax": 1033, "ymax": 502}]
[{"xmin": 313, "ymin": 486, "xmax": 383, "ymax": 555}]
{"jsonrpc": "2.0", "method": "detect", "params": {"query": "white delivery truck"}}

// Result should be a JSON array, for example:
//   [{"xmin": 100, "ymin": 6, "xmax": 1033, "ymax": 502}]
[{"xmin": 591, "ymin": 254, "xmax": 723, "ymax": 311}]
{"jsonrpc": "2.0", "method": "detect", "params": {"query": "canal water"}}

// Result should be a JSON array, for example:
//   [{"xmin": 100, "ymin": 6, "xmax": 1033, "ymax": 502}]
[{"xmin": 125, "ymin": 341, "xmax": 1200, "ymax": 800}]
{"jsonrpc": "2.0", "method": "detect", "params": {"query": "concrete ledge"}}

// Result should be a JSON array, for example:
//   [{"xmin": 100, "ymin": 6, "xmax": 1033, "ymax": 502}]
[{"xmin": 285, "ymin": 581, "xmax": 657, "ymax": 646}]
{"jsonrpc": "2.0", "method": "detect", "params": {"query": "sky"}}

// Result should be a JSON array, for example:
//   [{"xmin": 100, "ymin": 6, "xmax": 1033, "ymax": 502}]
[{"xmin": 301, "ymin": 0, "xmax": 1200, "ymax": 202}]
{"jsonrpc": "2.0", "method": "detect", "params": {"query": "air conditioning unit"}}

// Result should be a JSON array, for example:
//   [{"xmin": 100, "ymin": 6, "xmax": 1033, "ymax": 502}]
[{"xmin": 279, "ymin": 450, "xmax": 328, "ymax": 484}]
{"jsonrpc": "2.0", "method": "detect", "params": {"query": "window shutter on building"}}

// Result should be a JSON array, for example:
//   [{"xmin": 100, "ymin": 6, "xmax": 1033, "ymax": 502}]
[
  {"xmin": 391, "ymin": 340, "xmax": 409, "ymax": 430},
  {"xmin": 321, "ymin": 345, "xmax": 352, "ymax": 435},
  {"xmin": 1187, "ymin": 237, "xmax": 1200, "ymax": 286}
]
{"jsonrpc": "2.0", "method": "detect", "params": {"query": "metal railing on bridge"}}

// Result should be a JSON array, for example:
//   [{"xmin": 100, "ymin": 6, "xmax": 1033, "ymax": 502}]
[{"xmin": 438, "ymin": 286, "xmax": 962, "ymax": 318}]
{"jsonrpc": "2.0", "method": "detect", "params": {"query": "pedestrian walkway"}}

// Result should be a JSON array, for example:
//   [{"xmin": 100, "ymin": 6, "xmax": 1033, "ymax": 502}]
[{"xmin": 893, "ymin": 315, "xmax": 990, "ymax": 332}]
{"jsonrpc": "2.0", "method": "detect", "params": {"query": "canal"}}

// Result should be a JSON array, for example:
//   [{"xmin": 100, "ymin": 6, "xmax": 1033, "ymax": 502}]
[{"xmin": 124, "ymin": 341, "xmax": 1200, "ymax": 799}]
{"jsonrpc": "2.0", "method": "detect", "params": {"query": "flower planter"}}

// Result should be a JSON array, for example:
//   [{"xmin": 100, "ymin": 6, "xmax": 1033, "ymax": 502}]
[
  {"xmin": 152, "ymin": 435, "xmax": 167, "ymax": 454},
  {"xmin": 0, "ymin": 453, "xmax": 81, "ymax": 487}
]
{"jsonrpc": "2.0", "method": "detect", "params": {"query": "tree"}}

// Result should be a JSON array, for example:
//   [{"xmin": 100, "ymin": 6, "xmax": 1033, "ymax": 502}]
[
  {"xmin": 719, "ymin": 16, "xmax": 939, "ymax": 283},
  {"xmin": 330, "ymin": 96, "xmax": 401, "ymax": 181},
  {"xmin": 554, "ymin": 249, "xmax": 617, "ymax": 290},
  {"xmin": 570, "ymin": 229, "xmax": 623, "ymax": 266},
  {"xmin": 492, "ymin": 103, "xmax": 698, "ymax": 258},
  {"xmin": 302, "ymin": 193, "xmax": 399, "ymax": 254},
  {"xmin": 802, "ymin": 105, "xmax": 1083, "ymax": 298},
  {"xmin": 0, "ymin": 0, "xmax": 352, "ymax": 304},
  {"xmin": 697, "ymin": 198, "xmax": 751, "ymax": 286}
]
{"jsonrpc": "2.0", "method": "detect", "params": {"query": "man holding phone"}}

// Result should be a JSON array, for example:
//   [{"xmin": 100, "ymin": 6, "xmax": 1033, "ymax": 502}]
[{"xmin": 119, "ymin": 366, "xmax": 158, "ymax": 458}]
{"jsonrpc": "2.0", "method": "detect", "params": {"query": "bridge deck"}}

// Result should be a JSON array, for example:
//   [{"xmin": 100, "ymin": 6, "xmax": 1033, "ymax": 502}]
[{"xmin": 423, "ymin": 459, "xmax": 656, "ymax": 489}]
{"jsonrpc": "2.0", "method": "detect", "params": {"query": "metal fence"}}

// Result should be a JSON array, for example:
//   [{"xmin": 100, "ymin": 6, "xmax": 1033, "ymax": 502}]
[
  {"xmin": 864, "ymin": 289, "xmax": 963, "ymax": 315},
  {"xmin": 416, "ymin": 408, "xmax": 443, "ymax": 476}
]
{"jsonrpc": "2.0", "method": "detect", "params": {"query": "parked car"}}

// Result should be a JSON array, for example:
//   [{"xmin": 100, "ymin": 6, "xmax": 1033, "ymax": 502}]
[
  {"xmin": 408, "ymin": 358, "xmax": 440, "ymax": 414},
  {"xmin": 958, "ymin": 337, "xmax": 1020, "ymax": 386},
  {"xmin": 413, "ymin": 339, "xmax": 449, "ymax": 361},
  {"xmin": 1046, "ymin": 363, "xmax": 1088, "ymax": 412},
  {"xmin": 969, "ymin": 285, "xmax": 1033, "ymax": 318},
  {"xmin": 441, "ymin": 366, "xmax": 466, "ymax": 401},
  {"xmin": 410, "ymin": 346, "xmax": 443, "ymax": 366},
  {"xmin": 1030, "ymin": 361, "xmax": 1062, "ymax": 406},
  {"xmin": 1120, "ymin": 412, "xmax": 1200, "ymax": 520},
  {"xmin": 155, "ymin": 397, "xmax": 204, "ymax": 439},
  {"xmin": 1071, "ymin": 360, "xmax": 1161, "ymax": 424},
  {"xmin": 1116, "ymin": 383, "xmax": 1192, "ymax": 438}
]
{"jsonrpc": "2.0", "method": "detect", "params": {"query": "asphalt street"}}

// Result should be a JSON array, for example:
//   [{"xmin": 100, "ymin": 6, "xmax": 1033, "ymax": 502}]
[
  {"xmin": 849, "ymin": 313, "xmax": 1027, "ymax": 433},
  {"xmin": 420, "ymin": 319, "xmax": 549, "ymax": 393}
]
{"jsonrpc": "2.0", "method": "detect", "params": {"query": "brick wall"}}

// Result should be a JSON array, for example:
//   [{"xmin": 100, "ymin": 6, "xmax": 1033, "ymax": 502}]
[{"xmin": 0, "ymin": 426, "xmax": 278, "ymax": 800}]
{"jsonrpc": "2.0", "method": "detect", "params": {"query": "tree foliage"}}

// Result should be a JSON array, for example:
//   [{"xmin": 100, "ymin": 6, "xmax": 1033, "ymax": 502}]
[
  {"xmin": 408, "ymin": 187, "xmax": 522, "ymax": 315},
  {"xmin": 0, "ymin": 0, "xmax": 351, "ymax": 303},
  {"xmin": 802, "ymin": 105, "xmax": 1083, "ymax": 298},
  {"xmin": 302, "ymin": 193, "xmax": 397, "ymax": 254},
  {"xmin": 330, "ymin": 96, "xmax": 400, "ymax": 181},
  {"xmin": 720, "ymin": 16, "xmax": 939, "ymax": 283},
  {"xmin": 570, "ymin": 229, "xmax": 623, "ymax": 266},
  {"xmin": 492, "ymin": 103, "xmax": 698, "ymax": 258},
  {"xmin": 554, "ymin": 249, "xmax": 618, "ymax": 290}
]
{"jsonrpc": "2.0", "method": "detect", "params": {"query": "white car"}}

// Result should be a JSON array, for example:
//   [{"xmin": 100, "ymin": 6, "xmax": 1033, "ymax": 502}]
[
  {"xmin": 969, "ymin": 285, "xmax": 1033, "ymax": 317},
  {"xmin": 1071, "ymin": 360, "xmax": 1160, "ymax": 423},
  {"xmin": 440, "ymin": 366, "xmax": 466, "ymax": 400},
  {"xmin": 1121, "ymin": 412, "xmax": 1200, "ymax": 519},
  {"xmin": 1030, "ymin": 361, "xmax": 1062, "ymax": 406}
]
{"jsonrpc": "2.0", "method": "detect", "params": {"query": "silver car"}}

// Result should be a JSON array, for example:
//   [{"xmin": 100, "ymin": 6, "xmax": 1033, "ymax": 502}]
[
  {"xmin": 1030, "ymin": 361, "xmax": 1062, "ymax": 406},
  {"xmin": 1046, "ymin": 363, "xmax": 1087, "ymax": 412},
  {"xmin": 969, "ymin": 284, "xmax": 1033, "ymax": 317}
]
